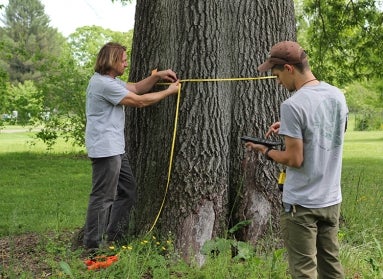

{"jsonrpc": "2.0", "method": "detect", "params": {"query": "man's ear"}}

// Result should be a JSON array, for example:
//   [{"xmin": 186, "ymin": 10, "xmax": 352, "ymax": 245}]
[{"xmin": 284, "ymin": 64, "xmax": 294, "ymax": 72}]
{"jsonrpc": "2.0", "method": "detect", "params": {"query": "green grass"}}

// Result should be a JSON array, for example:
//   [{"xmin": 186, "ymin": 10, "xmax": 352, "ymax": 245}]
[
  {"xmin": 0, "ymin": 126, "xmax": 90, "ymax": 237},
  {"xmin": 0, "ymin": 152, "xmax": 90, "ymax": 236},
  {"xmin": 342, "ymin": 131, "xmax": 383, "ymax": 239},
  {"xmin": 0, "ymin": 127, "xmax": 382, "ymax": 278},
  {"xmin": 340, "ymin": 130, "xmax": 383, "ymax": 278},
  {"xmin": 0, "ymin": 125, "xmax": 83, "ymax": 153}
]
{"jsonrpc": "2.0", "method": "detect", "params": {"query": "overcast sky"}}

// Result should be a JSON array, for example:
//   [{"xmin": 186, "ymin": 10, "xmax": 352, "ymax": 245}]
[{"xmin": 0, "ymin": 0, "xmax": 136, "ymax": 36}]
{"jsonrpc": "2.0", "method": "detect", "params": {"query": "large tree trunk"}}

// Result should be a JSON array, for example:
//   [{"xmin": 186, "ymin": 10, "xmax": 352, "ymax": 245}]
[{"xmin": 126, "ymin": 0, "xmax": 295, "ymax": 264}]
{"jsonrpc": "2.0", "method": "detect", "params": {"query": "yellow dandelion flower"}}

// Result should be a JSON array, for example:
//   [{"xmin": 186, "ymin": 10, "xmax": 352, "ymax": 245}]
[
  {"xmin": 156, "ymin": 242, "xmax": 160, "ymax": 245},
  {"xmin": 162, "ymin": 247, "xmax": 167, "ymax": 251},
  {"xmin": 122, "ymin": 245, "xmax": 127, "ymax": 249},
  {"xmin": 338, "ymin": 231, "xmax": 346, "ymax": 241},
  {"xmin": 128, "ymin": 246, "xmax": 133, "ymax": 250},
  {"xmin": 109, "ymin": 246, "xmax": 115, "ymax": 250}
]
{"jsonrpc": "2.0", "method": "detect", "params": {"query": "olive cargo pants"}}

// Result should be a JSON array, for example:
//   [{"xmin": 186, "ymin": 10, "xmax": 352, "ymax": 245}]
[{"xmin": 281, "ymin": 203, "xmax": 344, "ymax": 279}]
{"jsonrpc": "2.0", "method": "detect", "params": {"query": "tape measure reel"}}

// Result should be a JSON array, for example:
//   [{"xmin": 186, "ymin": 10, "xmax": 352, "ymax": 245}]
[{"xmin": 278, "ymin": 170, "xmax": 286, "ymax": 191}]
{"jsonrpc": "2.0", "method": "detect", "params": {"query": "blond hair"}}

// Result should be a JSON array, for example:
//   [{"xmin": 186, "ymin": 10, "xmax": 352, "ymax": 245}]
[{"xmin": 94, "ymin": 42, "xmax": 127, "ymax": 75}]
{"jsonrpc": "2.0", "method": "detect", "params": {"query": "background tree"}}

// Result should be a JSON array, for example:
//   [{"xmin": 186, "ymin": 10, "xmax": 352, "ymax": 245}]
[
  {"xmin": 0, "ymin": 4, "xmax": 4, "ymax": 111},
  {"xmin": 0, "ymin": 70, "xmax": 9, "ymax": 129},
  {"xmin": 0, "ymin": 0, "xmax": 65, "ymax": 85},
  {"xmin": 294, "ymin": 0, "xmax": 383, "ymax": 130},
  {"xmin": 294, "ymin": 0, "xmax": 383, "ymax": 87},
  {"xmin": 0, "ymin": 0, "xmax": 66, "ymax": 128},
  {"xmin": 126, "ymin": 0, "xmax": 295, "ymax": 263},
  {"xmin": 343, "ymin": 79, "xmax": 383, "ymax": 130},
  {"xmin": 6, "ymin": 80, "xmax": 42, "ymax": 124},
  {"xmin": 0, "ymin": 0, "xmax": 134, "ymax": 146},
  {"xmin": 67, "ymin": 26, "xmax": 133, "ymax": 78}
]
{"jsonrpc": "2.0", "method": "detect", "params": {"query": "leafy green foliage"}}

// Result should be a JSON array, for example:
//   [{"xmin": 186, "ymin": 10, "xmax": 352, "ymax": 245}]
[
  {"xmin": 343, "ymin": 79, "xmax": 383, "ymax": 130},
  {"xmin": 201, "ymin": 237, "xmax": 256, "ymax": 261},
  {"xmin": 59, "ymin": 261, "xmax": 74, "ymax": 278},
  {"xmin": 35, "ymin": 117, "xmax": 60, "ymax": 150},
  {"xmin": 0, "ymin": 0, "xmax": 66, "ymax": 85},
  {"xmin": 295, "ymin": 0, "xmax": 383, "ymax": 131},
  {"xmin": 295, "ymin": 0, "xmax": 383, "ymax": 87},
  {"xmin": 0, "ymin": 73, "xmax": 10, "ymax": 129},
  {"xmin": 0, "ymin": 1, "xmax": 135, "ymax": 148},
  {"xmin": 202, "ymin": 237, "xmax": 232, "ymax": 257},
  {"xmin": 228, "ymin": 220, "xmax": 252, "ymax": 234},
  {"xmin": 202, "ymin": 221, "xmax": 256, "ymax": 261},
  {"xmin": 5, "ymin": 80, "xmax": 43, "ymax": 125},
  {"xmin": 68, "ymin": 26, "xmax": 133, "ymax": 77}
]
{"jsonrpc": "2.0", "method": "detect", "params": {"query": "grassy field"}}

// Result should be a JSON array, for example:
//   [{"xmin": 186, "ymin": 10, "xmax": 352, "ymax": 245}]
[
  {"xmin": 0, "ymin": 125, "xmax": 382, "ymax": 278},
  {"xmin": 0, "ymin": 126, "xmax": 89, "ymax": 237},
  {"xmin": 340, "ymin": 131, "xmax": 383, "ymax": 278}
]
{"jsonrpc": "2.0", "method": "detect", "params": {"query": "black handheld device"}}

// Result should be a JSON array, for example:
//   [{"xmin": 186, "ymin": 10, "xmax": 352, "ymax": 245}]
[{"xmin": 240, "ymin": 136, "xmax": 282, "ymax": 148}]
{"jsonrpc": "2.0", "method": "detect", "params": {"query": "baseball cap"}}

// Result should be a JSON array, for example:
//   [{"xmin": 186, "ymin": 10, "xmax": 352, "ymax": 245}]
[{"xmin": 258, "ymin": 41, "xmax": 307, "ymax": 72}]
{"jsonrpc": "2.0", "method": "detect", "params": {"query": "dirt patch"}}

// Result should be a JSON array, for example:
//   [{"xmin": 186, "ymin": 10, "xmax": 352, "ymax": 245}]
[
  {"xmin": 0, "ymin": 233, "xmax": 54, "ymax": 278},
  {"xmin": 0, "ymin": 231, "xmax": 75, "ymax": 278}
]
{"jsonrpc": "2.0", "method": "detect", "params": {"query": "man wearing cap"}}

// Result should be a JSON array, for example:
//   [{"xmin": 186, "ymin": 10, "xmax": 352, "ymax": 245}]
[{"xmin": 245, "ymin": 41, "xmax": 348, "ymax": 278}]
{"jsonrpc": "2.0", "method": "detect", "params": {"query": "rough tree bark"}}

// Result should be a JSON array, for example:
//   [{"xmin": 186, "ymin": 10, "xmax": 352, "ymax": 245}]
[{"xmin": 126, "ymin": 0, "xmax": 296, "ymax": 264}]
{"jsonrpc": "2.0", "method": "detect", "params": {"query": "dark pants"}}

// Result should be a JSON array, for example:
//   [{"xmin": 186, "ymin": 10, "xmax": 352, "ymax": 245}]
[{"xmin": 83, "ymin": 154, "xmax": 136, "ymax": 249}]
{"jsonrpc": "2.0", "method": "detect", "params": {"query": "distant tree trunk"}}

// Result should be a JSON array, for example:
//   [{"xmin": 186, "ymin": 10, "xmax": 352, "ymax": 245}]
[{"xmin": 126, "ymin": 0, "xmax": 295, "ymax": 264}]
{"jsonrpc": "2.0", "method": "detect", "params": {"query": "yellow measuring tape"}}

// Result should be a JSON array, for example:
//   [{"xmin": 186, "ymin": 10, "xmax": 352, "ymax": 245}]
[{"xmin": 147, "ymin": 75, "xmax": 276, "ymax": 233}]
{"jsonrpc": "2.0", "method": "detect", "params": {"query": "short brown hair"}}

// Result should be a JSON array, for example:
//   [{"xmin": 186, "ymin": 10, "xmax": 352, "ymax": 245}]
[
  {"xmin": 272, "ymin": 61, "xmax": 309, "ymax": 74},
  {"xmin": 94, "ymin": 42, "xmax": 127, "ymax": 75}
]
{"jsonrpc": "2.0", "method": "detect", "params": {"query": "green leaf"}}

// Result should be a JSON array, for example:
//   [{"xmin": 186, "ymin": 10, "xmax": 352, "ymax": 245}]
[
  {"xmin": 233, "ymin": 241, "xmax": 255, "ymax": 260},
  {"xmin": 228, "ymin": 220, "xmax": 252, "ymax": 234},
  {"xmin": 201, "ymin": 238, "xmax": 232, "ymax": 256},
  {"xmin": 59, "ymin": 261, "xmax": 74, "ymax": 278}
]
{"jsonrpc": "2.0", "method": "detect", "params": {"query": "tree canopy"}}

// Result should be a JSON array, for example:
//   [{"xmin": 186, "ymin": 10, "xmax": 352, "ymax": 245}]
[
  {"xmin": 0, "ymin": 0, "xmax": 65, "ymax": 84},
  {"xmin": 0, "ymin": 0, "xmax": 134, "ymax": 143},
  {"xmin": 295, "ymin": 0, "xmax": 383, "ymax": 87}
]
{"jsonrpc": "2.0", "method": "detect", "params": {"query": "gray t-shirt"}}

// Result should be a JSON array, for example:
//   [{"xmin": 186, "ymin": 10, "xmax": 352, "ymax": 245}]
[
  {"xmin": 85, "ymin": 73, "xmax": 128, "ymax": 158},
  {"xmin": 279, "ymin": 81, "xmax": 348, "ymax": 208}
]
